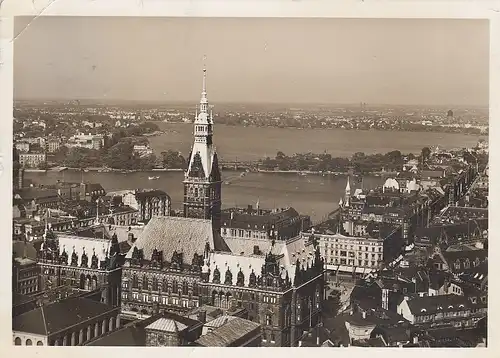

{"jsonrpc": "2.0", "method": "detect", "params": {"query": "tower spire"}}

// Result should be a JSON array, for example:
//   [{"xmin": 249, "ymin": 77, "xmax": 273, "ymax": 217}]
[
  {"xmin": 202, "ymin": 66, "xmax": 207, "ymax": 92},
  {"xmin": 344, "ymin": 176, "xmax": 351, "ymax": 207},
  {"xmin": 200, "ymin": 55, "xmax": 208, "ymax": 109},
  {"xmin": 183, "ymin": 66, "xmax": 222, "ymax": 235}
]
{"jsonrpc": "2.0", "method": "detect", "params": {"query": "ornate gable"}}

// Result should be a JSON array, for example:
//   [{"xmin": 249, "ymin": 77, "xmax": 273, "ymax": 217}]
[
  {"xmin": 188, "ymin": 152, "xmax": 206, "ymax": 178},
  {"xmin": 209, "ymin": 153, "xmax": 221, "ymax": 182}
]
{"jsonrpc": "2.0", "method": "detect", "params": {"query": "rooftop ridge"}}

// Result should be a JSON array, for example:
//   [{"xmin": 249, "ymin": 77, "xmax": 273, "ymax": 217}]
[
  {"xmin": 151, "ymin": 216, "xmax": 212, "ymax": 224},
  {"xmin": 58, "ymin": 234, "xmax": 111, "ymax": 242},
  {"xmin": 40, "ymin": 305, "xmax": 48, "ymax": 335}
]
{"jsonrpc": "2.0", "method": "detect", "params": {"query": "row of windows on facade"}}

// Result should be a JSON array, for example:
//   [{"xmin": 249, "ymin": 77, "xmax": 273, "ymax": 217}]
[
  {"xmin": 18, "ymin": 278, "xmax": 38, "ymax": 287},
  {"xmin": 415, "ymin": 310, "xmax": 484, "ymax": 323},
  {"xmin": 140, "ymin": 202, "xmax": 163, "ymax": 208},
  {"xmin": 323, "ymin": 243, "xmax": 383, "ymax": 251},
  {"xmin": 125, "ymin": 293, "xmax": 199, "ymax": 308},
  {"xmin": 320, "ymin": 236, "xmax": 383, "ymax": 245},
  {"xmin": 14, "ymin": 338, "xmax": 44, "ymax": 346},
  {"xmin": 453, "ymin": 258, "xmax": 482, "ymax": 270},
  {"xmin": 326, "ymin": 249, "xmax": 382, "ymax": 258},
  {"xmin": 19, "ymin": 286, "xmax": 37, "ymax": 295},
  {"xmin": 328, "ymin": 258, "xmax": 379, "ymax": 267},
  {"xmin": 125, "ymin": 276, "xmax": 198, "ymax": 295},
  {"xmin": 18, "ymin": 270, "xmax": 38, "ymax": 279},
  {"xmin": 222, "ymin": 228, "xmax": 268, "ymax": 240},
  {"xmin": 195, "ymin": 125, "xmax": 209, "ymax": 133},
  {"xmin": 185, "ymin": 185, "xmax": 210, "ymax": 194}
]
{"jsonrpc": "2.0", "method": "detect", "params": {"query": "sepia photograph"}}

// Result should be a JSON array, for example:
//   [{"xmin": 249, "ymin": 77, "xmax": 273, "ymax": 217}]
[{"xmin": 10, "ymin": 16, "xmax": 489, "ymax": 348}]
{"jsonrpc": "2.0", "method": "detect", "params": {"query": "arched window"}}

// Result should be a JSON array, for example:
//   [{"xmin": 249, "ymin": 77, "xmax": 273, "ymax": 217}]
[
  {"xmin": 193, "ymin": 282, "xmax": 198, "ymax": 296},
  {"xmin": 223, "ymin": 292, "xmax": 232, "ymax": 309},
  {"xmin": 26, "ymin": 339, "xmax": 32, "ymax": 345},
  {"xmin": 132, "ymin": 275, "xmax": 139, "ymax": 289},
  {"xmin": 92, "ymin": 275, "xmax": 98, "ymax": 290},
  {"xmin": 182, "ymin": 281, "xmax": 189, "ymax": 295},
  {"xmin": 85, "ymin": 275, "xmax": 91, "ymax": 291},
  {"xmin": 172, "ymin": 280, "xmax": 178, "ymax": 294},
  {"xmin": 266, "ymin": 313, "xmax": 273, "ymax": 326},
  {"xmin": 152, "ymin": 277, "xmax": 158, "ymax": 291},
  {"xmin": 79, "ymin": 274, "xmax": 86, "ymax": 289},
  {"xmin": 14, "ymin": 337, "xmax": 21, "ymax": 345},
  {"xmin": 162, "ymin": 279, "xmax": 168, "ymax": 292},
  {"xmin": 142, "ymin": 275, "xmax": 149, "ymax": 290},
  {"xmin": 37, "ymin": 341, "xmax": 43, "ymax": 346}
]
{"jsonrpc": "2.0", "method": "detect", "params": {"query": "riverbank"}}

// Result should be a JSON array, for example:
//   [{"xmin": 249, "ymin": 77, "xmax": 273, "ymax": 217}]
[
  {"xmin": 152, "ymin": 120, "xmax": 487, "ymax": 137},
  {"xmin": 50, "ymin": 166, "xmax": 396, "ymax": 177},
  {"xmin": 52, "ymin": 166, "xmax": 183, "ymax": 173},
  {"xmin": 256, "ymin": 169, "xmax": 397, "ymax": 177}
]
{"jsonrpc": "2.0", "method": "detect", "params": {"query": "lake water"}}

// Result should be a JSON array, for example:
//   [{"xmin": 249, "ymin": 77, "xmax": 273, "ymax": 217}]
[
  {"xmin": 26, "ymin": 126, "xmax": 484, "ymax": 222},
  {"xmin": 26, "ymin": 170, "xmax": 383, "ymax": 223},
  {"xmin": 148, "ymin": 123, "xmax": 485, "ymax": 161}
]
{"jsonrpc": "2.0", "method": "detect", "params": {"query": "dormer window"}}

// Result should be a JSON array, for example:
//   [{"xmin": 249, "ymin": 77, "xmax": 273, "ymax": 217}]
[
  {"xmin": 448, "ymin": 305, "xmax": 453, "ymax": 309},
  {"xmin": 420, "ymin": 308, "xmax": 426, "ymax": 313},
  {"xmin": 437, "ymin": 306, "xmax": 442, "ymax": 310}
]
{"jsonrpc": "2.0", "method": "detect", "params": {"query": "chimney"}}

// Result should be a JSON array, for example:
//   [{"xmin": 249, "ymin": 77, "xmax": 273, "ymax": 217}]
[
  {"xmin": 198, "ymin": 310, "xmax": 207, "ymax": 323},
  {"xmin": 362, "ymin": 311, "xmax": 366, "ymax": 319},
  {"xmin": 413, "ymin": 335, "xmax": 418, "ymax": 344}
]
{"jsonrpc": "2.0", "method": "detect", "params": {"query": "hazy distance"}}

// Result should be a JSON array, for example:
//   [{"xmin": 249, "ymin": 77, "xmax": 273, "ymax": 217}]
[{"xmin": 14, "ymin": 17, "xmax": 489, "ymax": 107}]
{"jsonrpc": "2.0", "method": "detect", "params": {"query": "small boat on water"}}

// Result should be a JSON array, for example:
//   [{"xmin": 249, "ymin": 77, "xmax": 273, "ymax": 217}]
[
  {"xmin": 298, "ymin": 172, "xmax": 308, "ymax": 176},
  {"xmin": 148, "ymin": 176, "xmax": 160, "ymax": 180},
  {"xmin": 240, "ymin": 172, "xmax": 246, "ymax": 177}
]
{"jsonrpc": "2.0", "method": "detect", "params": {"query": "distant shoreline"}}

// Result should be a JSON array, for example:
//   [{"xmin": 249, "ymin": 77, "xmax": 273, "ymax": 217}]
[
  {"xmin": 39, "ymin": 166, "xmax": 395, "ymax": 178},
  {"xmin": 152, "ymin": 121, "xmax": 486, "ymax": 137}
]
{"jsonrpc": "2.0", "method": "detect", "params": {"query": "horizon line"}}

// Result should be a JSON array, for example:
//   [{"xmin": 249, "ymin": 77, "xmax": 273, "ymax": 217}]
[{"xmin": 13, "ymin": 98, "xmax": 489, "ymax": 109}]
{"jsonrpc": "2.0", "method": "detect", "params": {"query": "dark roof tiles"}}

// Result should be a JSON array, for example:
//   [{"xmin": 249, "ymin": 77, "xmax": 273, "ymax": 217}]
[
  {"xmin": 12, "ymin": 297, "xmax": 116, "ymax": 336},
  {"xmin": 195, "ymin": 317, "xmax": 260, "ymax": 347}
]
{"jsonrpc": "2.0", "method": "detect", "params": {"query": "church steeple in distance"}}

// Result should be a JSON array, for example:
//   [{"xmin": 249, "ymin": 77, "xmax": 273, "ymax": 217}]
[
  {"xmin": 344, "ymin": 176, "xmax": 351, "ymax": 207},
  {"xmin": 183, "ymin": 67, "xmax": 222, "ymax": 231}
]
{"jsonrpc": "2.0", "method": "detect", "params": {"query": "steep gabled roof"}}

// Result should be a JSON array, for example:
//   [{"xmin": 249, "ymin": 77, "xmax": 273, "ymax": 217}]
[{"xmin": 125, "ymin": 216, "xmax": 228, "ymax": 263}]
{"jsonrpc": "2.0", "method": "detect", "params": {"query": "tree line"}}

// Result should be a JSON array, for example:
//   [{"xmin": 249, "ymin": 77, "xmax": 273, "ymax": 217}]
[
  {"xmin": 51, "ymin": 122, "xmax": 187, "ymax": 170},
  {"xmin": 258, "ymin": 150, "xmax": 415, "ymax": 174}
]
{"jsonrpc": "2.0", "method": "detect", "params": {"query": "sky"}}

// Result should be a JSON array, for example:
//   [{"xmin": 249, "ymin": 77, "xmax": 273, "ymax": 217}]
[{"xmin": 13, "ymin": 17, "xmax": 490, "ymax": 106}]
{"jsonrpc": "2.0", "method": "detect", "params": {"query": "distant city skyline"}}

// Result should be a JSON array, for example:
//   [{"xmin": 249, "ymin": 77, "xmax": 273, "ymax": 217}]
[{"xmin": 14, "ymin": 17, "xmax": 489, "ymax": 107}]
